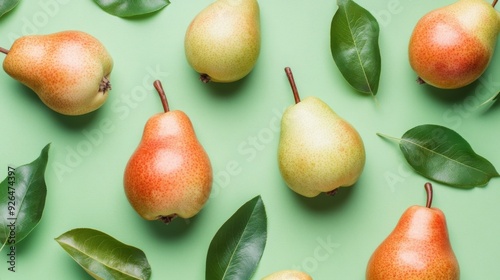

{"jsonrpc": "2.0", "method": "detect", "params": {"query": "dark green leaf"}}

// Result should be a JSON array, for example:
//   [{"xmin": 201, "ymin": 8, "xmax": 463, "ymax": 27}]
[
  {"xmin": 206, "ymin": 196, "xmax": 267, "ymax": 280},
  {"xmin": 379, "ymin": 125, "xmax": 499, "ymax": 188},
  {"xmin": 330, "ymin": 0, "xmax": 381, "ymax": 95},
  {"xmin": 0, "ymin": 143, "xmax": 50, "ymax": 246},
  {"xmin": 0, "ymin": 0, "xmax": 20, "ymax": 18},
  {"xmin": 93, "ymin": 0, "xmax": 170, "ymax": 17},
  {"xmin": 55, "ymin": 228, "xmax": 152, "ymax": 280}
]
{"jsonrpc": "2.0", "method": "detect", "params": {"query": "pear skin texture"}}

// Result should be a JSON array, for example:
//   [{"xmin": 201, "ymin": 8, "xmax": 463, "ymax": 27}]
[
  {"xmin": 278, "ymin": 96, "xmax": 366, "ymax": 198},
  {"xmin": 408, "ymin": 0, "xmax": 500, "ymax": 89},
  {"xmin": 124, "ymin": 110, "xmax": 213, "ymax": 221},
  {"xmin": 261, "ymin": 270, "xmax": 313, "ymax": 280},
  {"xmin": 366, "ymin": 206, "xmax": 460, "ymax": 280},
  {"xmin": 2, "ymin": 30, "xmax": 113, "ymax": 115},
  {"xmin": 184, "ymin": 0, "xmax": 260, "ymax": 83}
]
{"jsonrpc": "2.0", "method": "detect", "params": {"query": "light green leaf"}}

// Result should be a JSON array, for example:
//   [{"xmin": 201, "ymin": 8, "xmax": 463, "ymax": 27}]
[
  {"xmin": 93, "ymin": 0, "xmax": 170, "ymax": 17},
  {"xmin": 55, "ymin": 228, "xmax": 152, "ymax": 280},
  {"xmin": 206, "ymin": 196, "xmax": 267, "ymax": 280},
  {"xmin": 0, "ymin": 143, "xmax": 50, "ymax": 248},
  {"xmin": 0, "ymin": 0, "xmax": 20, "ymax": 18},
  {"xmin": 330, "ymin": 0, "xmax": 381, "ymax": 96}
]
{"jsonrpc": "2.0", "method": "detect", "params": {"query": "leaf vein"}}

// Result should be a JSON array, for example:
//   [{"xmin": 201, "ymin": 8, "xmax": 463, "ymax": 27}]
[
  {"xmin": 401, "ymin": 138, "xmax": 493, "ymax": 176},
  {"xmin": 342, "ymin": 5, "xmax": 373, "ymax": 95}
]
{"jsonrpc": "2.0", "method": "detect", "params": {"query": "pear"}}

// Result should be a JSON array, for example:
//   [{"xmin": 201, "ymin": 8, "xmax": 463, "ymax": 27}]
[
  {"xmin": 262, "ymin": 270, "xmax": 313, "ymax": 280},
  {"xmin": 277, "ymin": 67, "xmax": 366, "ymax": 198},
  {"xmin": 123, "ymin": 80, "xmax": 213, "ymax": 223},
  {"xmin": 1, "ymin": 30, "xmax": 113, "ymax": 115},
  {"xmin": 366, "ymin": 183, "xmax": 460, "ymax": 280},
  {"xmin": 184, "ymin": 0, "xmax": 260, "ymax": 83},
  {"xmin": 408, "ymin": 0, "xmax": 500, "ymax": 89}
]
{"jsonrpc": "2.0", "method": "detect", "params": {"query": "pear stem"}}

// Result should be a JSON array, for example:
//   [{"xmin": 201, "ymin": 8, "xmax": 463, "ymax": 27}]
[
  {"xmin": 284, "ymin": 67, "xmax": 301, "ymax": 104},
  {"xmin": 493, "ymin": 0, "xmax": 497, "ymax": 7},
  {"xmin": 425, "ymin": 182, "xmax": 433, "ymax": 208},
  {"xmin": 0, "ymin": 47, "xmax": 9, "ymax": 55},
  {"xmin": 153, "ymin": 80, "xmax": 170, "ymax": 113}
]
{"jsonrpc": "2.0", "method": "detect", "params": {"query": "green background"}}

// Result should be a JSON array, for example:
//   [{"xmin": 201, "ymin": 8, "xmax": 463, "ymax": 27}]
[{"xmin": 1, "ymin": 0, "xmax": 499, "ymax": 279}]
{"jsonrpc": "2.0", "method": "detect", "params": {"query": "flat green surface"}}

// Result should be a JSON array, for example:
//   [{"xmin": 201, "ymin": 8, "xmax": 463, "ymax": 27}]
[{"xmin": 0, "ymin": 0, "xmax": 499, "ymax": 279}]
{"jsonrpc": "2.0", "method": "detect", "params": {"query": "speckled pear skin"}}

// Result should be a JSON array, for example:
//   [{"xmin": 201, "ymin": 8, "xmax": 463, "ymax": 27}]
[
  {"xmin": 408, "ymin": 0, "xmax": 500, "ymax": 89},
  {"xmin": 261, "ymin": 270, "xmax": 313, "ymax": 280},
  {"xmin": 366, "ymin": 206, "xmax": 460, "ymax": 280},
  {"xmin": 184, "ymin": 0, "xmax": 260, "ymax": 83},
  {"xmin": 124, "ymin": 110, "xmax": 213, "ymax": 222},
  {"xmin": 278, "ymin": 96, "xmax": 366, "ymax": 198},
  {"xmin": 2, "ymin": 30, "xmax": 113, "ymax": 115}
]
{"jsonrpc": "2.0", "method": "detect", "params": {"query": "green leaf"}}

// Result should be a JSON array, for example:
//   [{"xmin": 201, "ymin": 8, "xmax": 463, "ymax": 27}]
[
  {"xmin": 55, "ymin": 228, "xmax": 152, "ymax": 280},
  {"xmin": 378, "ymin": 125, "xmax": 499, "ymax": 188},
  {"xmin": 0, "ymin": 143, "xmax": 50, "ymax": 248},
  {"xmin": 330, "ymin": 0, "xmax": 381, "ymax": 96},
  {"xmin": 93, "ymin": 0, "xmax": 170, "ymax": 17},
  {"xmin": 0, "ymin": 0, "xmax": 20, "ymax": 18},
  {"xmin": 206, "ymin": 196, "xmax": 267, "ymax": 280}
]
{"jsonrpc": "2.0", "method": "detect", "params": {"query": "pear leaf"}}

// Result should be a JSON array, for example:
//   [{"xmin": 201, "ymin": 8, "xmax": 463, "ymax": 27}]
[
  {"xmin": 55, "ymin": 228, "xmax": 152, "ymax": 280},
  {"xmin": 0, "ymin": 0, "xmax": 20, "ymax": 18},
  {"xmin": 93, "ymin": 0, "xmax": 170, "ymax": 17},
  {"xmin": 206, "ymin": 196, "xmax": 267, "ymax": 280},
  {"xmin": 330, "ymin": 0, "xmax": 381, "ymax": 96},
  {"xmin": 0, "ymin": 143, "xmax": 50, "ymax": 249},
  {"xmin": 378, "ymin": 125, "xmax": 499, "ymax": 188}
]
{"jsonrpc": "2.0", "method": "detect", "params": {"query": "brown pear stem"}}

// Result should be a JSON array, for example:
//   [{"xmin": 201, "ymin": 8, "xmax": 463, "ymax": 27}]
[
  {"xmin": 0, "ymin": 47, "xmax": 9, "ymax": 55},
  {"xmin": 425, "ymin": 182, "xmax": 433, "ymax": 208},
  {"xmin": 493, "ymin": 0, "xmax": 497, "ymax": 7},
  {"xmin": 153, "ymin": 80, "xmax": 170, "ymax": 113},
  {"xmin": 284, "ymin": 67, "xmax": 301, "ymax": 104}
]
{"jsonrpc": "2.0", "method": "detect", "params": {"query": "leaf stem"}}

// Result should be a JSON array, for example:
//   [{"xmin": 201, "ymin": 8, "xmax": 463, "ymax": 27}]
[
  {"xmin": 284, "ymin": 67, "xmax": 301, "ymax": 104},
  {"xmin": 0, "ymin": 47, "xmax": 9, "ymax": 55},
  {"xmin": 376, "ymin": 132, "xmax": 401, "ymax": 143},
  {"xmin": 153, "ymin": 80, "xmax": 170, "ymax": 113},
  {"xmin": 0, "ymin": 238, "xmax": 7, "ymax": 253},
  {"xmin": 424, "ymin": 182, "xmax": 433, "ymax": 208},
  {"xmin": 493, "ymin": 0, "xmax": 497, "ymax": 7},
  {"xmin": 476, "ymin": 91, "xmax": 499, "ymax": 108}
]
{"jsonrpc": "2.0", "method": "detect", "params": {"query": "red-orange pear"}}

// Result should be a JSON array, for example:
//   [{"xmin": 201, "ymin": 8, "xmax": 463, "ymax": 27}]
[
  {"xmin": 1, "ymin": 30, "xmax": 113, "ymax": 115},
  {"xmin": 366, "ymin": 183, "xmax": 460, "ymax": 280},
  {"xmin": 124, "ymin": 80, "xmax": 213, "ymax": 223},
  {"xmin": 408, "ymin": 0, "xmax": 500, "ymax": 89}
]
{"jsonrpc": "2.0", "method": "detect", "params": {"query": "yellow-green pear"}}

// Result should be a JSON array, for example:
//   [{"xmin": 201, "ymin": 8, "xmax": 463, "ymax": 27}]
[
  {"xmin": 1, "ymin": 30, "xmax": 113, "ymax": 115},
  {"xmin": 278, "ymin": 67, "xmax": 366, "ymax": 198},
  {"xmin": 409, "ymin": 0, "xmax": 500, "ymax": 89},
  {"xmin": 262, "ymin": 270, "xmax": 313, "ymax": 280},
  {"xmin": 184, "ymin": 0, "xmax": 260, "ymax": 83}
]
